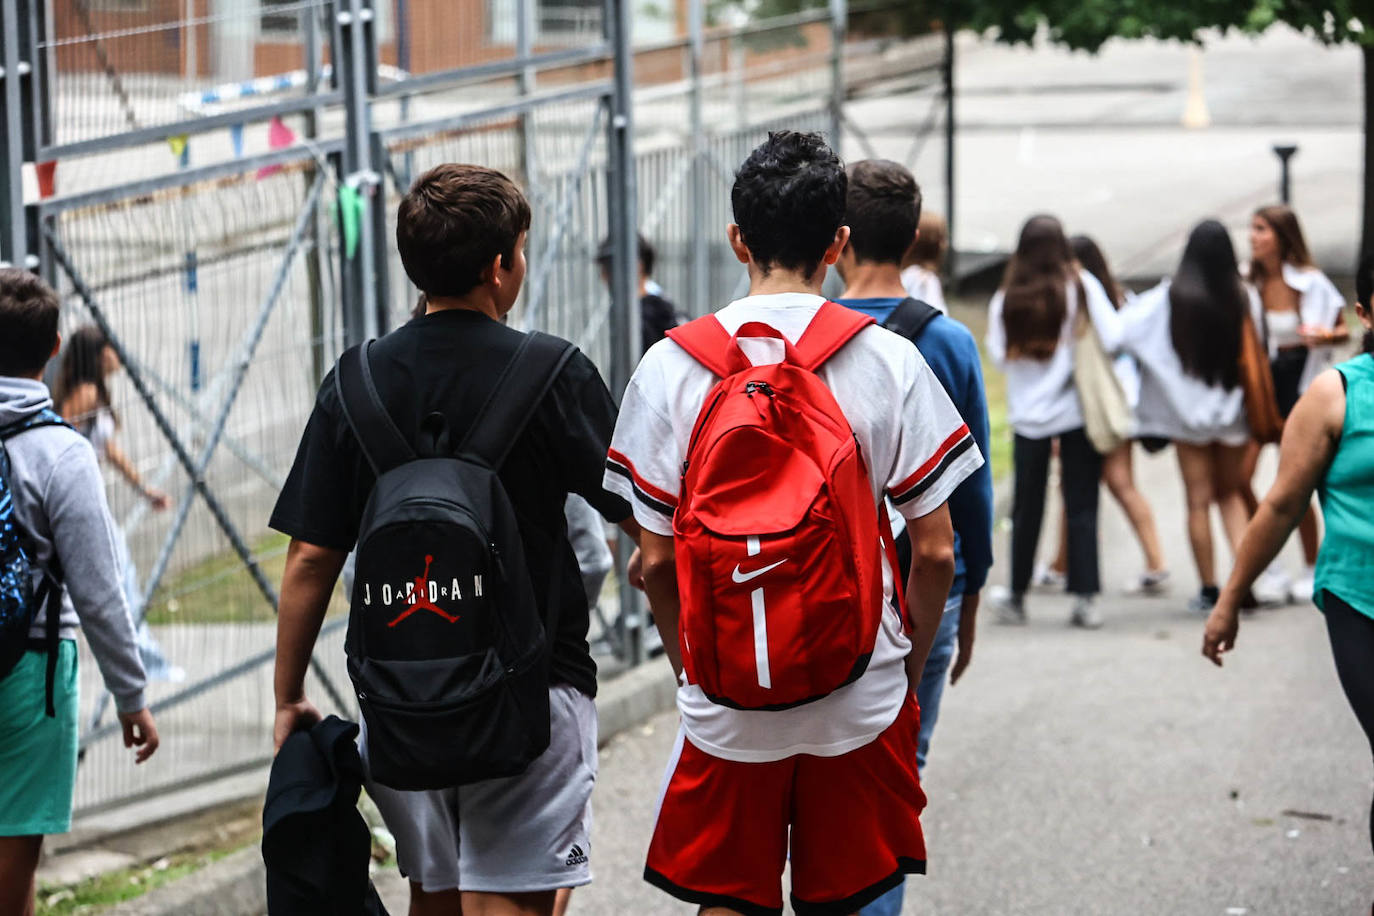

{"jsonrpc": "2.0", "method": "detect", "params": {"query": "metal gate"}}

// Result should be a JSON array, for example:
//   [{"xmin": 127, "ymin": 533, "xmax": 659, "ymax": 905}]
[{"xmin": 0, "ymin": 0, "xmax": 943, "ymax": 816}]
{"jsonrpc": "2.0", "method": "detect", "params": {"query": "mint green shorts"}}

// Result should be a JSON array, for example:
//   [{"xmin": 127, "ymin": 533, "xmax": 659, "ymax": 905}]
[{"xmin": 0, "ymin": 640, "xmax": 79, "ymax": 836}]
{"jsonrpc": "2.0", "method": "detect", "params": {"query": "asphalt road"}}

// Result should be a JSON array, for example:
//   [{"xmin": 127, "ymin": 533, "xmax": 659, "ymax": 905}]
[
  {"xmin": 845, "ymin": 25, "xmax": 1363, "ymax": 283},
  {"xmin": 570, "ymin": 447, "xmax": 1374, "ymax": 915}
]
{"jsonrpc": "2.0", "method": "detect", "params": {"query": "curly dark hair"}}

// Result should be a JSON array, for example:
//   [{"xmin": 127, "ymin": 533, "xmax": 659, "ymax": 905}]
[{"xmin": 732, "ymin": 131, "xmax": 846, "ymax": 278}]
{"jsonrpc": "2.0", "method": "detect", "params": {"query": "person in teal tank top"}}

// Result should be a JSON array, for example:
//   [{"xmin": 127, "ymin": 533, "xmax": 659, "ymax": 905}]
[{"xmin": 1203, "ymin": 254, "xmax": 1374, "ymax": 870}]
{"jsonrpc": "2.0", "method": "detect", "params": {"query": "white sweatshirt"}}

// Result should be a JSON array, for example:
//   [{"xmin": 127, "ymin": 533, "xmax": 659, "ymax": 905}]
[
  {"xmin": 986, "ymin": 269, "xmax": 1124, "ymax": 439},
  {"xmin": 1118, "ymin": 280, "xmax": 1263, "ymax": 447}
]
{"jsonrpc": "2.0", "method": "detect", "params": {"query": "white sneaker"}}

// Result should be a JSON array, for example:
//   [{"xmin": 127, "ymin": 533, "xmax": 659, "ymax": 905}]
[
  {"xmin": 1252, "ymin": 564, "xmax": 1292, "ymax": 607},
  {"xmin": 1292, "ymin": 565, "xmax": 1317, "ymax": 603},
  {"xmin": 990, "ymin": 587, "xmax": 1027, "ymax": 625},
  {"xmin": 1125, "ymin": 569, "xmax": 1170, "ymax": 595},
  {"xmin": 1069, "ymin": 597, "xmax": 1103, "ymax": 629},
  {"xmin": 1032, "ymin": 565, "xmax": 1066, "ymax": 590}
]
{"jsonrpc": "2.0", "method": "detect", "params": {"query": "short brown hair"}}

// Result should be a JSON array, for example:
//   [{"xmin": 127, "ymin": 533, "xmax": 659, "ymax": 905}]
[
  {"xmin": 0, "ymin": 268, "xmax": 60, "ymax": 377},
  {"xmin": 844, "ymin": 159, "xmax": 921, "ymax": 266},
  {"xmin": 396, "ymin": 164, "xmax": 532, "ymax": 299},
  {"xmin": 907, "ymin": 210, "xmax": 947, "ymax": 270}
]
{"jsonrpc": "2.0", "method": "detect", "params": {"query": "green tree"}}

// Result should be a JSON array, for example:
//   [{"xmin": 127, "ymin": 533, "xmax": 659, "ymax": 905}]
[
  {"xmin": 760, "ymin": 0, "xmax": 1373, "ymax": 265},
  {"xmin": 966, "ymin": 0, "xmax": 1373, "ymax": 267}
]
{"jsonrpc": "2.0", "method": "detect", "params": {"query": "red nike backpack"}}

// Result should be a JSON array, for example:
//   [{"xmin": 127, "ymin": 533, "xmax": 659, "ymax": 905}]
[{"xmin": 667, "ymin": 301, "xmax": 899, "ymax": 711}]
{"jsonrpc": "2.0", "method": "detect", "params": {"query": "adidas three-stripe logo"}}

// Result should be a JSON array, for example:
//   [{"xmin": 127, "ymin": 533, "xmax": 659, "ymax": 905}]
[{"xmin": 565, "ymin": 844, "xmax": 588, "ymax": 866}]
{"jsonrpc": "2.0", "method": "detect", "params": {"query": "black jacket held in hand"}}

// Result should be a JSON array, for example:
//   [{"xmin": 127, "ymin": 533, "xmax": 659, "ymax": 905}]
[{"xmin": 262, "ymin": 716, "xmax": 388, "ymax": 916}]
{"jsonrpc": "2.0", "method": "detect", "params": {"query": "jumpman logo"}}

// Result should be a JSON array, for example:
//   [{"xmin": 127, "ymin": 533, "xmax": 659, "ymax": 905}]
[{"xmin": 388, "ymin": 555, "xmax": 460, "ymax": 627}]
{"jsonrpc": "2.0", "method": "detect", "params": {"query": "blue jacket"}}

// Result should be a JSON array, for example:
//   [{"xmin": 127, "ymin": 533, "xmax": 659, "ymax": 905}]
[{"xmin": 836, "ymin": 298, "xmax": 995, "ymax": 596}]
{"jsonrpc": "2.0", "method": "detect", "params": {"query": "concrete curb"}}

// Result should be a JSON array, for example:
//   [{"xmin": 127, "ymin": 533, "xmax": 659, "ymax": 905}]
[
  {"xmin": 594, "ymin": 655, "xmax": 678, "ymax": 748},
  {"xmin": 103, "ymin": 846, "xmax": 264, "ymax": 916},
  {"xmin": 97, "ymin": 662, "xmax": 679, "ymax": 915}
]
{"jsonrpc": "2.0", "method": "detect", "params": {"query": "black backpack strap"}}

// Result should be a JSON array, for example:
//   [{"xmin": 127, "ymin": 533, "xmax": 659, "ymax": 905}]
[
  {"xmin": 334, "ymin": 341, "xmax": 417, "ymax": 475},
  {"xmin": 458, "ymin": 331, "xmax": 576, "ymax": 469},
  {"xmin": 882, "ymin": 297, "xmax": 942, "ymax": 342},
  {"xmin": 24, "ymin": 553, "xmax": 65, "ymax": 717},
  {"xmin": 0, "ymin": 408, "xmax": 74, "ymax": 441}
]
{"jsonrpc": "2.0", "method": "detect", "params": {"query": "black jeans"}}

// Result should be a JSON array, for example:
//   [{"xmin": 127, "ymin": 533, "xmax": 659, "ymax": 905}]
[
  {"xmin": 1325, "ymin": 591, "xmax": 1374, "ymax": 856},
  {"xmin": 1010, "ymin": 427, "xmax": 1102, "ymax": 597}
]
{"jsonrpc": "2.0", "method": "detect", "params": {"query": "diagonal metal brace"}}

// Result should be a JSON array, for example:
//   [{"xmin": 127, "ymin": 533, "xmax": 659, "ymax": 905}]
[{"xmin": 43, "ymin": 201, "xmax": 350, "ymax": 716}]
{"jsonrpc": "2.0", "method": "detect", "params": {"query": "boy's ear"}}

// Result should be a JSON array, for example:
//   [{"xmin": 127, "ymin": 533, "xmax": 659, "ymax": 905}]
[
  {"xmin": 822, "ymin": 225, "xmax": 852, "ymax": 266},
  {"xmin": 481, "ymin": 252, "xmax": 503, "ymax": 289},
  {"xmin": 727, "ymin": 224, "xmax": 751, "ymax": 265},
  {"xmin": 50, "ymin": 332, "xmax": 62, "ymax": 361}
]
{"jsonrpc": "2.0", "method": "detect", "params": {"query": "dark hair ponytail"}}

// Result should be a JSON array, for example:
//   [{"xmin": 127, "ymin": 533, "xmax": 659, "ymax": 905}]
[
  {"xmin": 1169, "ymin": 220, "xmax": 1247, "ymax": 389},
  {"xmin": 1357, "ymin": 253, "xmax": 1374, "ymax": 355}
]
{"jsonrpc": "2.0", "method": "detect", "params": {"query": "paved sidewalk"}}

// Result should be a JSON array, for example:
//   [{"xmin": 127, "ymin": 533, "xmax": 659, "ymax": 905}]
[{"xmin": 568, "ymin": 446, "xmax": 1374, "ymax": 915}]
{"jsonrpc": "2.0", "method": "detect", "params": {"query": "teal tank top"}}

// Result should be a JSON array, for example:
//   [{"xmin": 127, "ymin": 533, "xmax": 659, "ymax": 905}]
[{"xmin": 1315, "ymin": 353, "xmax": 1374, "ymax": 617}]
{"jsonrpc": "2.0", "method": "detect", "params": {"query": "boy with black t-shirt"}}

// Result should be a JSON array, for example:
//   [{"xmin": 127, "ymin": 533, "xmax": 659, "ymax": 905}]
[
  {"xmin": 606, "ymin": 132, "xmax": 982, "ymax": 915},
  {"xmin": 270, "ymin": 164, "xmax": 636, "ymax": 916}
]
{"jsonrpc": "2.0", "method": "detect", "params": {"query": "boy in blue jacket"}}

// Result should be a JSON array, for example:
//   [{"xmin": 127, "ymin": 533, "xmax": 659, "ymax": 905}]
[{"xmin": 834, "ymin": 160, "xmax": 995, "ymax": 916}]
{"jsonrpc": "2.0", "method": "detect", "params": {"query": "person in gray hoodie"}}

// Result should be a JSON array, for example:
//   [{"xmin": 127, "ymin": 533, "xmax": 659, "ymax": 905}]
[{"xmin": 0, "ymin": 268, "xmax": 158, "ymax": 916}]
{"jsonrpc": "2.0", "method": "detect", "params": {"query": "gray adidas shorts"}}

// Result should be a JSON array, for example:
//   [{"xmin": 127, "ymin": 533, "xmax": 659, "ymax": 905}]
[{"xmin": 360, "ymin": 684, "xmax": 598, "ymax": 894}]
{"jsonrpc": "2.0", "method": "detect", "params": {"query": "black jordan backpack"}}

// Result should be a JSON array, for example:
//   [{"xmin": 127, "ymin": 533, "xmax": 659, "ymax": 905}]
[{"xmin": 335, "ymin": 331, "xmax": 573, "ymax": 791}]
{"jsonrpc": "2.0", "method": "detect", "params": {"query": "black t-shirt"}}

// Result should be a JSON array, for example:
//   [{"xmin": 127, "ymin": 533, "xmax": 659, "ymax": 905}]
[
  {"xmin": 641, "ymin": 293, "xmax": 681, "ymax": 355},
  {"xmin": 269, "ymin": 309, "xmax": 631, "ymax": 698}
]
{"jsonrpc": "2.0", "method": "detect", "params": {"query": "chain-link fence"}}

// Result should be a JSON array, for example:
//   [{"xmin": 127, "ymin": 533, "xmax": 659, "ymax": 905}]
[{"xmin": 0, "ymin": 0, "xmax": 945, "ymax": 817}]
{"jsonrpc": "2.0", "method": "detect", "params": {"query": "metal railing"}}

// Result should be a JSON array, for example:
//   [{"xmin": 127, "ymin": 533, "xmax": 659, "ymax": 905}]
[{"xmin": 0, "ymin": 0, "xmax": 945, "ymax": 817}]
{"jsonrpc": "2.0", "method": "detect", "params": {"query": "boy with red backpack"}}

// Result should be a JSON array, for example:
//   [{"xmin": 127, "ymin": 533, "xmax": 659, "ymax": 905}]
[{"xmin": 604, "ymin": 131, "xmax": 983, "ymax": 915}]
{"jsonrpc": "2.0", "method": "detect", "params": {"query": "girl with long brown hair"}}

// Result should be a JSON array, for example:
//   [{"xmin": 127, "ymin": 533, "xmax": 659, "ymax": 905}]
[
  {"xmin": 986, "ymin": 215, "xmax": 1122, "ymax": 628},
  {"xmin": 1118, "ymin": 220, "xmax": 1258, "ymax": 613},
  {"xmin": 1244, "ymin": 204, "xmax": 1347, "ymax": 603}
]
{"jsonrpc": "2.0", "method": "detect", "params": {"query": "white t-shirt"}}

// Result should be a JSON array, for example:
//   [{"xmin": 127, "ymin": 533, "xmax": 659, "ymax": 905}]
[
  {"xmin": 1249, "ymin": 264, "xmax": 1345, "ymax": 393},
  {"xmin": 900, "ymin": 265, "xmax": 947, "ymax": 313},
  {"xmin": 1119, "ymin": 280, "xmax": 1259, "ymax": 447},
  {"xmin": 604, "ymin": 292, "xmax": 982, "ymax": 763},
  {"xmin": 985, "ymin": 269, "xmax": 1124, "ymax": 440}
]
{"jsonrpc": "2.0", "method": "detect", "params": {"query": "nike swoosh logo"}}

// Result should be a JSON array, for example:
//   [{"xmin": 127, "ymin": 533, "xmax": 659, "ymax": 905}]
[{"xmin": 731, "ymin": 559, "xmax": 787, "ymax": 583}]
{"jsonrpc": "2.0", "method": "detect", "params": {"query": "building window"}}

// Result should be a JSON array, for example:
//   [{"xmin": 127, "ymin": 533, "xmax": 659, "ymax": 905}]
[
  {"xmin": 260, "ymin": 0, "xmax": 302, "ymax": 37},
  {"xmin": 538, "ymin": 0, "xmax": 601, "ymax": 41},
  {"xmin": 489, "ymin": 0, "xmax": 603, "ymax": 46}
]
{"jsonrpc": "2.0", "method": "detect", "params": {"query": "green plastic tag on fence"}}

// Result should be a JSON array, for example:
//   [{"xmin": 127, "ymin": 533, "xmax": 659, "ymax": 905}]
[{"xmin": 338, "ymin": 185, "xmax": 366, "ymax": 260}]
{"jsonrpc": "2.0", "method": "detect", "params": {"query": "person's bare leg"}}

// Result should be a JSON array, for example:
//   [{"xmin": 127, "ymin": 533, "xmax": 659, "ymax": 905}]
[
  {"xmin": 1102, "ymin": 443, "xmax": 1166, "ymax": 572},
  {"xmin": 1050, "ymin": 506, "xmax": 1069, "ymax": 576},
  {"xmin": 410, "ymin": 882, "xmax": 462, "ymax": 916},
  {"xmin": 1175, "ymin": 443, "xmax": 1218, "ymax": 587},
  {"xmin": 461, "ymin": 890, "xmax": 556, "ymax": 916},
  {"xmin": 1238, "ymin": 438, "xmax": 1261, "ymax": 517},
  {"xmin": 0, "ymin": 835, "xmax": 42, "ymax": 916},
  {"xmin": 1299, "ymin": 503, "xmax": 1321, "ymax": 566},
  {"xmin": 1212, "ymin": 442, "xmax": 1254, "ymax": 560},
  {"xmin": 552, "ymin": 889, "xmax": 571, "ymax": 916}
]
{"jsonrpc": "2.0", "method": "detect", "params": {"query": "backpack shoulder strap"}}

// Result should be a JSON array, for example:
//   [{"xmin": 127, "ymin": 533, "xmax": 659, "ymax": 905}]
[
  {"xmin": 665, "ymin": 315, "xmax": 737, "ymax": 377},
  {"xmin": 334, "ymin": 341, "xmax": 416, "ymax": 475},
  {"xmin": 459, "ymin": 331, "xmax": 576, "ymax": 469},
  {"xmin": 0, "ymin": 408, "xmax": 74, "ymax": 440},
  {"xmin": 882, "ymin": 297, "xmax": 942, "ymax": 342},
  {"xmin": 794, "ymin": 300, "xmax": 875, "ymax": 371}
]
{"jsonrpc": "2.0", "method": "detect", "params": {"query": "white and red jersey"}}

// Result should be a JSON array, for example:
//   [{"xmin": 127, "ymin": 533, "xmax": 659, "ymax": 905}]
[{"xmin": 604, "ymin": 292, "xmax": 982, "ymax": 762}]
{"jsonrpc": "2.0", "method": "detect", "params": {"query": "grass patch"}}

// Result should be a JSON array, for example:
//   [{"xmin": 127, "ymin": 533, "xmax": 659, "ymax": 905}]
[
  {"xmin": 36, "ymin": 846, "xmax": 244, "ymax": 915},
  {"xmin": 948, "ymin": 296, "xmax": 1011, "ymax": 483},
  {"xmin": 144, "ymin": 531, "xmax": 348, "ymax": 625}
]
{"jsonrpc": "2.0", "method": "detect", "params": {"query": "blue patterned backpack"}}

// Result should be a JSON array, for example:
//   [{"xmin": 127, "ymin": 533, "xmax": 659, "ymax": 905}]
[{"xmin": 0, "ymin": 409, "xmax": 70, "ymax": 716}]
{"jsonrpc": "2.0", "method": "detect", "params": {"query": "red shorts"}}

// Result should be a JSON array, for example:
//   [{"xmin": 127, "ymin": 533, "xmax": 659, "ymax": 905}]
[{"xmin": 644, "ymin": 693, "xmax": 926, "ymax": 916}]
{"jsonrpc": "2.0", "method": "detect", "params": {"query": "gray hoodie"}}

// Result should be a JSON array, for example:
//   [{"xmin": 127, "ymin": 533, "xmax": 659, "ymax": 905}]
[{"xmin": 1, "ymin": 377, "xmax": 146, "ymax": 713}]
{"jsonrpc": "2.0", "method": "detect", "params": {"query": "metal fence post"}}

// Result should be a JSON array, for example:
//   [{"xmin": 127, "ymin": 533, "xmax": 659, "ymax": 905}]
[
  {"xmin": 688, "ymin": 0, "xmax": 708, "ymax": 317},
  {"xmin": 829, "ymin": 0, "xmax": 846, "ymax": 152},
  {"xmin": 0, "ymin": 0, "xmax": 30, "ymax": 267},
  {"xmin": 336, "ymin": 0, "xmax": 381, "ymax": 345},
  {"xmin": 943, "ymin": 15, "xmax": 955, "ymax": 277},
  {"xmin": 606, "ymin": 0, "xmax": 643, "ymax": 668}
]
